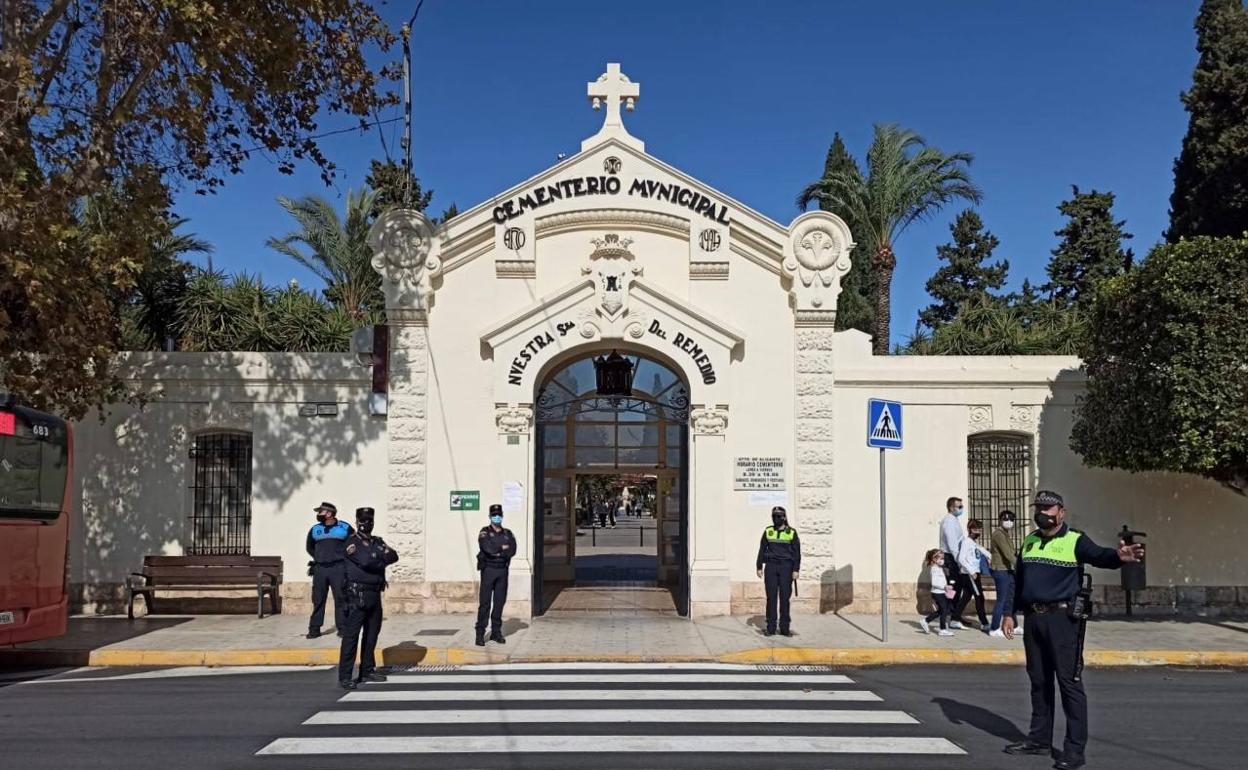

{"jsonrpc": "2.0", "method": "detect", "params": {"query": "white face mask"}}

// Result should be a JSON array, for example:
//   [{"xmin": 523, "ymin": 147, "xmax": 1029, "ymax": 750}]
[{"xmin": 1002, "ymin": 520, "xmax": 1015, "ymax": 530}]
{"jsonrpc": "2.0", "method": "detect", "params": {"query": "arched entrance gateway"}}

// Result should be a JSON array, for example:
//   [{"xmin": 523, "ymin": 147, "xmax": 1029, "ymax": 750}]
[{"xmin": 533, "ymin": 351, "xmax": 690, "ymax": 615}]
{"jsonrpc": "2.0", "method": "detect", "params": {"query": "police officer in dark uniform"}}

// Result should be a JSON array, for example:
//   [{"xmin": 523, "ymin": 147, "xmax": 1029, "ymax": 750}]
[
  {"xmin": 1003, "ymin": 490, "xmax": 1143, "ymax": 770},
  {"xmin": 755, "ymin": 506, "xmax": 801, "ymax": 636},
  {"xmin": 305, "ymin": 501, "xmax": 353, "ymax": 639},
  {"xmin": 475, "ymin": 504, "xmax": 517, "ymax": 646},
  {"xmin": 337, "ymin": 507, "xmax": 399, "ymax": 690}
]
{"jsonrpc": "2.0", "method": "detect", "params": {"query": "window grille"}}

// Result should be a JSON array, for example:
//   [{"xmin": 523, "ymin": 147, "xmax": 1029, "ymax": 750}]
[
  {"xmin": 188, "ymin": 432, "xmax": 253, "ymax": 555},
  {"xmin": 967, "ymin": 433, "xmax": 1033, "ymax": 553}
]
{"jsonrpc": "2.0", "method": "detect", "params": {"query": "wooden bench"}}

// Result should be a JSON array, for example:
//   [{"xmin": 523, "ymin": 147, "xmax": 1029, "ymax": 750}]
[{"xmin": 126, "ymin": 555, "xmax": 283, "ymax": 619}]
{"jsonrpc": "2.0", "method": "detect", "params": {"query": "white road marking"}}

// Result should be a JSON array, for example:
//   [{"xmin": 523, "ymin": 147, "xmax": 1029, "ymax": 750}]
[
  {"xmin": 342, "ymin": 688, "xmax": 882, "ymax": 702},
  {"xmin": 379, "ymin": 672, "xmax": 853, "ymax": 684},
  {"xmin": 257, "ymin": 734, "xmax": 965, "ymax": 755},
  {"xmin": 304, "ymin": 708, "xmax": 917, "ymax": 725}
]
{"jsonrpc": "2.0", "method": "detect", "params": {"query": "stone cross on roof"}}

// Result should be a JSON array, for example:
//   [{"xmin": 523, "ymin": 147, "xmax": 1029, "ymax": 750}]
[{"xmin": 582, "ymin": 63, "xmax": 644, "ymax": 152}]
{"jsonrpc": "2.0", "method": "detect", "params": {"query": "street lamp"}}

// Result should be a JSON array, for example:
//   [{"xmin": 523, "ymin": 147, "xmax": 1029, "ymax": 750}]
[{"xmin": 593, "ymin": 350, "xmax": 635, "ymax": 397}]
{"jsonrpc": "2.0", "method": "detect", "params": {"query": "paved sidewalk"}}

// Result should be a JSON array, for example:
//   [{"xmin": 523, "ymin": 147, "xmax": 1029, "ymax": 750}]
[{"xmin": 3, "ymin": 612, "xmax": 1245, "ymax": 668}]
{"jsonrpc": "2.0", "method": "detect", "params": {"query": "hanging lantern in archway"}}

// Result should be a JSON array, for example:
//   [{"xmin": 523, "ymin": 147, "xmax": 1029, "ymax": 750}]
[{"xmin": 593, "ymin": 350, "xmax": 635, "ymax": 396}]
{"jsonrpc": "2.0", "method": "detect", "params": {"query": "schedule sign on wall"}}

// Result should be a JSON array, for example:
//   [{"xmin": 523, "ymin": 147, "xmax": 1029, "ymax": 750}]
[{"xmin": 733, "ymin": 457, "xmax": 785, "ymax": 490}]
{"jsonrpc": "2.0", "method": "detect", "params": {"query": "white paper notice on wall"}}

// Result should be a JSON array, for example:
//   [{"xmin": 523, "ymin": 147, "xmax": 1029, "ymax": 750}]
[
  {"xmin": 734, "ymin": 456, "xmax": 785, "ymax": 490},
  {"xmin": 748, "ymin": 491, "xmax": 788, "ymax": 508},
  {"xmin": 502, "ymin": 481, "xmax": 524, "ymax": 515}
]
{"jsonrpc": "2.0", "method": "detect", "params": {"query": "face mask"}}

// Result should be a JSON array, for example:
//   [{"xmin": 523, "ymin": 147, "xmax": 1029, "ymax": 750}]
[
  {"xmin": 969, "ymin": 532, "xmax": 981, "ymax": 540},
  {"xmin": 490, "ymin": 515, "xmax": 503, "ymax": 526},
  {"xmin": 358, "ymin": 519, "xmax": 375, "ymax": 535},
  {"xmin": 1002, "ymin": 520, "xmax": 1015, "ymax": 530},
  {"xmin": 1033, "ymin": 511, "xmax": 1058, "ymax": 530},
  {"xmin": 316, "ymin": 513, "xmax": 327, "ymax": 523},
  {"xmin": 954, "ymin": 507, "xmax": 965, "ymax": 517},
  {"xmin": 772, "ymin": 515, "xmax": 786, "ymax": 527}
]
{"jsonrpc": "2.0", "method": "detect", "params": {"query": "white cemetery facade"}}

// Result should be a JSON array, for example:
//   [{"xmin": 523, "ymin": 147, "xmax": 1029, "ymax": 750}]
[{"xmin": 69, "ymin": 64, "xmax": 1247, "ymax": 619}]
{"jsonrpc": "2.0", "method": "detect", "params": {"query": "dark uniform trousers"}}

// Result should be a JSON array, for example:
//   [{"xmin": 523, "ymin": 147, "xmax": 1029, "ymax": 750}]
[
  {"xmin": 337, "ymin": 585, "xmax": 383, "ymax": 682},
  {"xmin": 764, "ymin": 562, "xmax": 794, "ymax": 632},
  {"xmin": 308, "ymin": 561, "xmax": 347, "ymax": 632},
  {"xmin": 1023, "ymin": 610, "xmax": 1088, "ymax": 757},
  {"xmin": 476, "ymin": 567, "xmax": 509, "ymax": 634}
]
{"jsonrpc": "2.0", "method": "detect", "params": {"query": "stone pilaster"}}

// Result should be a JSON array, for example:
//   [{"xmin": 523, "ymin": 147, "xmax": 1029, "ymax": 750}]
[
  {"xmin": 794, "ymin": 318, "xmax": 836, "ymax": 605},
  {"xmin": 689, "ymin": 405, "xmax": 731, "ymax": 616},
  {"xmin": 384, "ymin": 322, "xmax": 429, "ymax": 582}
]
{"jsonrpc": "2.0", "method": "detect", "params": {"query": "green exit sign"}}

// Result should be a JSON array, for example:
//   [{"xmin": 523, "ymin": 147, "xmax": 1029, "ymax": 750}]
[{"xmin": 450, "ymin": 490, "xmax": 480, "ymax": 511}]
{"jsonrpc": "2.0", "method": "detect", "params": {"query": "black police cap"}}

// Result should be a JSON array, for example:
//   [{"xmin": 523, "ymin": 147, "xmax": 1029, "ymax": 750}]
[
  {"xmin": 489, "ymin": 504, "xmax": 503, "ymax": 516},
  {"xmin": 1034, "ymin": 490, "xmax": 1064, "ymax": 508},
  {"xmin": 771, "ymin": 506, "xmax": 787, "ymax": 515},
  {"xmin": 355, "ymin": 506, "xmax": 375, "ymax": 518},
  {"xmin": 314, "ymin": 501, "xmax": 337, "ymax": 514}
]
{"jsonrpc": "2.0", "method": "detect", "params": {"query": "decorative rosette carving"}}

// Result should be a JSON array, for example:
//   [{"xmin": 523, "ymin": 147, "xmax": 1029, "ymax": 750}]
[
  {"xmin": 783, "ymin": 211, "xmax": 855, "ymax": 313},
  {"xmin": 368, "ymin": 209, "xmax": 443, "ymax": 313},
  {"xmin": 495, "ymin": 405, "xmax": 534, "ymax": 435},
  {"xmin": 690, "ymin": 406, "xmax": 729, "ymax": 436}
]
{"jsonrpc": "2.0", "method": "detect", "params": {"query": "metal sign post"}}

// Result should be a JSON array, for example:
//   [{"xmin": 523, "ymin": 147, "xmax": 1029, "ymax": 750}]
[{"xmin": 867, "ymin": 399, "xmax": 903, "ymax": 643}]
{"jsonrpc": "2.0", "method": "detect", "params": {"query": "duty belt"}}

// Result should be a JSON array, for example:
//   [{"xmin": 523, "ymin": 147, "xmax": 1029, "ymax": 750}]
[
  {"xmin": 1028, "ymin": 601, "xmax": 1069, "ymax": 614},
  {"xmin": 315, "ymin": 559, "xmax": 344, "ymax": 566}
]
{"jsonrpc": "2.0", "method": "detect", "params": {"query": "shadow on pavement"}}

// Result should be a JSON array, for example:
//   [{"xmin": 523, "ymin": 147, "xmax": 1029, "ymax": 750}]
[
  {"xmin": 380, "ymin": 640, "xmax": 428, "ymax": 666},
  {"xmin": 932, "ymin": 696, "xmax": 1027, "ymax": 742},
  {"xmin": 0, "ymin": 617, "xmax": 193, "ymax": 669}
]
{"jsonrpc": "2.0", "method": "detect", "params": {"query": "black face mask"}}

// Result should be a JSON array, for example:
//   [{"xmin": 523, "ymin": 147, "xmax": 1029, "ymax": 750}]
[
  {"xmin": 358, "ymin": 519, "xmax": 375, "ymax": 535},
  {"xmin": 1034, "ymin": 511, "xmax": 1058, "ymax": 530},
  {"xmin": 772, "ymin": 515, "xmax": 786, "ymax": 528}
]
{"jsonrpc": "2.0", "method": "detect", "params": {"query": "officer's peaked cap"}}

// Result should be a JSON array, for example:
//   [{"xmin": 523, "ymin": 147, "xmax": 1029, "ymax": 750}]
[
  {"xmin": 489, "ymin": 503, "xmax": 504, "ymax": 515},
  {"xmin": 1033, "ymin": 490, "xmax": 1065, "ymax": 507},
  {"xmin": 771, "ymin": 506, "xmax": 787, "ymax": 515},
  {"xmin": 314, "ymin": 501, "xmax": 337, "ymax": 514},
  {"xmin": 355, "ymin": 506, "xmax": 375, "ymax": 518}
]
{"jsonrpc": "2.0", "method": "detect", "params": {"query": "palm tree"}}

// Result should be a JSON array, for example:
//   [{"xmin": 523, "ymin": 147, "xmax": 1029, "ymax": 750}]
[
  {"xmin": 799, "ymin": 124, "xmax": 982, "ymax": 354},
  {"xmin": 266, "ymin": 189, "xmax": 383, "ymax": 324},
  {"xmin": 124, "ymin": 219, "xmax": 212, "ymax": 350}
]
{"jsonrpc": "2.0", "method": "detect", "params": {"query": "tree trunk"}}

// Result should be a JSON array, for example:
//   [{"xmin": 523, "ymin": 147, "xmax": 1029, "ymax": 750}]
[{"xmin": 871, "ymin": 244, "xmax": 896, "ymax": 355}]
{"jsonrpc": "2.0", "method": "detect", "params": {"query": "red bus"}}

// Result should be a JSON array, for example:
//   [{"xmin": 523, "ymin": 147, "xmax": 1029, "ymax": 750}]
[{"xmin": 0, "ymin": 400, "xmax": 72, "ymax": 645}]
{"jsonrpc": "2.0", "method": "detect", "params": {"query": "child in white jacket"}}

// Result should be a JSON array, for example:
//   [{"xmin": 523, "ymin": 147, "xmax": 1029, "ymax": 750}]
[{"xmin": 921, "ymin": 549, "xmax": 954, "ymax": 636}]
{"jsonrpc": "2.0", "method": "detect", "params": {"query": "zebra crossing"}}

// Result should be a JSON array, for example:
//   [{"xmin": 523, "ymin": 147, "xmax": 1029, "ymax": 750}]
[{"xmin": 256, "ymin": 662, "xmax": 966, "ymax": 766}]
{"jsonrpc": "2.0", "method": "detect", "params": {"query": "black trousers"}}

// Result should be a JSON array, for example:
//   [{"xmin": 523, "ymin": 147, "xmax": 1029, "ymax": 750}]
[
  {"xmin": 337, "ymin": 585, "xmax": 383, "ymax": 682},
  {"xmin": 1023, "ymin": 610, "xmax": 1088, "ymax": 758},
  {"xmin": 763, "ymin": 562, "xmax": 794, "ymax": 632},
  {"xmin": 308, "ymin": 561, "xmax": 346, "ymax": 632},
  {"xmin": 955, "ymin": 573, "xmax": 989, "ymax": 625},
  {"xmin": 476, "ymin": 567, "xmax": 509, "ymax": 634}
]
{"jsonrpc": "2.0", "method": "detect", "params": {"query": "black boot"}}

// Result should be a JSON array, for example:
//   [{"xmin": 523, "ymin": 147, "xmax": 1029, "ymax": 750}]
[
  {"xmin": 490, "ymin": 630, "xmax": 506, "ymax": 644},
  {"xmin": 1004, "ymin": 740, "xmax": 1051, "ymax": 756},
  {"xmin": 475, "ymin": 632, "xmax": 486, "ymax": 646},
  {"xmin": 338, "ymin": 679, "xmax": 357, "ymax": 690}
]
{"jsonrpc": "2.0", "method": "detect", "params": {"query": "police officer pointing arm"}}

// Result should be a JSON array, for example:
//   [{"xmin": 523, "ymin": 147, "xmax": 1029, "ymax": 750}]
[
  {"xmin": 1003, "ymin": 490, "xmax": 1143, "ymax": 770},
  {"xmin": 336, "ymin": 507, "xmax": 399, "ymax": 690},
  {"xmin": 756, "ymin": 506, "xmax": 800, "ymax": 637}
]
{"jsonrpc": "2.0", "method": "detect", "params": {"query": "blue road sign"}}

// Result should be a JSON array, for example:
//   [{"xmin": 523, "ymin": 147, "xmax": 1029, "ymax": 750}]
[{"xmin": 867, "ymin": 399, "xmax": 903, "ymax": 450}]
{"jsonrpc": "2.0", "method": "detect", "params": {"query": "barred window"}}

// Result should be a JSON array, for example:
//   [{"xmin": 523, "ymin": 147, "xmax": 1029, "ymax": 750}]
[
  {"xmin": 967, "ymin": 433, "xmax": 1033, "ymax": 552},
  {"xmin": 188, "ymin": 432, "xmax": 252, "ymax": 555}
]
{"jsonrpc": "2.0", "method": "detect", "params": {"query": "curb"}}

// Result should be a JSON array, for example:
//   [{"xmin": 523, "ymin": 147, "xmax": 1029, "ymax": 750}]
[{"xmin": 3, "ymin": 647, "xmax": 1246, "ymax": 668}]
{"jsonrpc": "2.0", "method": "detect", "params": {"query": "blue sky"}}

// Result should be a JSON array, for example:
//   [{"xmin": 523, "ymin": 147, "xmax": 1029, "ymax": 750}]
[{"xmin": 173, "ymin": 0, "xmax": 1201, "ymax": 346}]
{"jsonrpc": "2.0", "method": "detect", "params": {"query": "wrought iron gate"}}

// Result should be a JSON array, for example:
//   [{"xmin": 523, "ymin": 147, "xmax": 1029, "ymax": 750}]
[
  {"xmin": 188, "ymin": 432, "xmax": 253, "ymax": 555},
  {"xmin": 967, "ymin": 433, "xmax": 1033, "ymax": 552}
]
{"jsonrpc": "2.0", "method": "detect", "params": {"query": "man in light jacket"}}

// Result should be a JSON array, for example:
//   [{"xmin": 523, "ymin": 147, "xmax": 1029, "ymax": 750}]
[{"xmin": 938, "ymin": 496, "xmax": 970, "ymax": 628}]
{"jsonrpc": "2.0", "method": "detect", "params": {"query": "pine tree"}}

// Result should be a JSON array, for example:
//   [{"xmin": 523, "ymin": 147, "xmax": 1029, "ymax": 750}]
[
  {"xmin": 365, "ymin": 159, "xmax": 434, "ymax": 215},
  {"xmin": 1167, "ymin": 0, "xmax": 1248, "ymax": 241},
  {"xmin": 919, "ymin": 209, "xmax": 1008, "ymax": 330},
  {"xmin": 1044, "ymin": 187, "xmax": 1133, "ymax": 308}
]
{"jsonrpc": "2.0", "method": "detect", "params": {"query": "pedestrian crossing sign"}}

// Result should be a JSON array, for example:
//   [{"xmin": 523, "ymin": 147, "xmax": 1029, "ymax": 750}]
[{"xmin": 867, "ymin": 399, "xmax": 903, "ymax": 449}]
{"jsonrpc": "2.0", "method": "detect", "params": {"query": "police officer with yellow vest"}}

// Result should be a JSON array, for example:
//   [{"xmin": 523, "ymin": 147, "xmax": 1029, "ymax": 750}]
[
  {"xmin": 1003, "ymin": 490, "xmax": 1143, "ymax": 770},
  {"xmin": 756, "ymin": 506, "xmax": 801, "ymax": 636}
]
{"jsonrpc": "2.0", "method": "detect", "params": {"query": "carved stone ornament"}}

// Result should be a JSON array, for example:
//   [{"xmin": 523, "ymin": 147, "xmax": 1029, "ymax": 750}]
[
  {"xmin": 968, "ymin": 405, "xmax": 993, "ymax": 434},
  {"xmin": 368, "ymin": 208, "xmax": 443, "ymax": 313},
  {"xmin": 783, "ymin": 211, "xmax": 855, "ymax": 312},
  {"xmin": 1009, "ymin": 404, "xmax": 1037, "ymax": 433},
  {"xmin": 690, "ymin": 406, "xmax": 729, "ymax": 436},
  {"xmin": 582, "ymin": 233, "xmax": 643, "ymax": 320},
  {"xmin": 495, "ymin": 405, "xmax": 534, "ymax": 435}
]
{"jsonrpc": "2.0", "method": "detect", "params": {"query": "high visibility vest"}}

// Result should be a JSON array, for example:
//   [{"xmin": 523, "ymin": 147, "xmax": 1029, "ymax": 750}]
[
  {"xmin": 1019, "ymin": 528, "xmax": 1082, "ymax": 568},
  {"xmin": 765, "ymin": 526, "xmax": 795, "ymax": 543}
]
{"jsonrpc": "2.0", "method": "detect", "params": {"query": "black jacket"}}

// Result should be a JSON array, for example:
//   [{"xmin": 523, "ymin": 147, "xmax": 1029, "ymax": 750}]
[
  {"xmin": 756, "ymin": 526, "xmax": 801, "ymax": 571},
  {"xmin": 344, "ymin": 533, "xmax": 400, "ymax": 587},
  {"xmin": 478, "ymin": 526, "xmax": 517, "ymax": 569}
]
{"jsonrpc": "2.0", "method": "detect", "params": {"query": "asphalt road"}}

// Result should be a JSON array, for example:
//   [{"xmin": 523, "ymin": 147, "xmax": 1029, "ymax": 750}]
[{"xmin": 0, "ymin": 662, "xmax": 1241, "ymax": 770}]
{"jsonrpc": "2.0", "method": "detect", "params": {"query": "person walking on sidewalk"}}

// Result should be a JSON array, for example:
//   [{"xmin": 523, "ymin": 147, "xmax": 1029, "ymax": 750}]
[
  {"xmin": 1003, "ymin": 490, "xmax": 1143, "ymax": 770},
  {"xmin": 957, "ymin": 518, "xmax": 992, "ymax": 631},
  {"xmin": 476, "ymin": 504, "xmax": 517, "ymax": 646},
  {"xmin": 920, "ymin": 549, "xmax": 955, "ymax": 636},
  {"xmin": 938, "ymin": 496, "xmax": 971, "ymax": 628},
  {"xmin": 756, "ymin": 506, "xmax": 801, "ymax": 637},
  {"xmin": 989, "ymin": 510, "xmax": 1020, "ymax": 637},
  {"xmin": 305, "ymin": 502, "xmax": 353, "ymax": 639},
  {"xmin": 337, "ymin": 507, "xmax": 399, "ymax": 690}
]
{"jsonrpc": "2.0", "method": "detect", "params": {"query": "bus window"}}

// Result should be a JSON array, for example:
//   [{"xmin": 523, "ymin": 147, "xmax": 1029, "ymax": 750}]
[{"xmin": 0, "ymin": 410, "xmax": 69, "ymax": 521}]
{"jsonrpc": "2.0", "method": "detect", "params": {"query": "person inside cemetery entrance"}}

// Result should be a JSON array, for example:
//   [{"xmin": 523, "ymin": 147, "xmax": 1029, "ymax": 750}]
[
  {"xmin": 476, "ymin": 504, "xmax": 517, "ymax": 646},
  {"xmin": 305, "ymin": 501, "xmax": 353, "ymax": 639},
  {"xmin": 938, "ymin": 495, "xmax": 971, "ymax": 628},
  {"xmin": 336, "ymin": 507, "xmax": 399, "ymax": 690},
  {"xmin": 756, "ymin": 506, "xmax": 801, "ymax": 636}
]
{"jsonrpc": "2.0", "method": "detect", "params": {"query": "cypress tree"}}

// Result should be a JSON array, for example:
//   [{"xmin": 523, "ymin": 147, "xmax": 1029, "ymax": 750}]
[
  {"xmin": 1167, "ymin": 0, "xmax": 1248, "ymax": 241},
  {"xmin": 919, "ymin": 209, "xmax": 1009, "ymax": 330},
  {"xmin": 1044, "ymin": 186, "xmax": 1133, "ymax": 308},
  {"xmin": 815, "ymin": 134, "xmax": 876, "ymax": 334}
]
